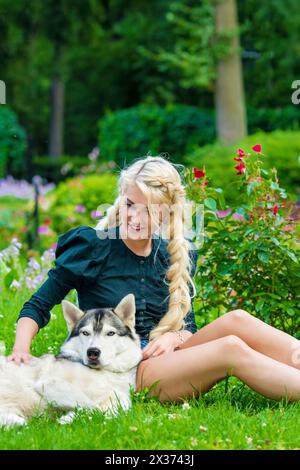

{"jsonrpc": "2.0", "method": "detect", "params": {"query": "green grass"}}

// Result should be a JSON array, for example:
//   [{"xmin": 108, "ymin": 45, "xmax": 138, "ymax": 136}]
[{"xmin": 0, "ymin": 288, "xmax": 299, "ymax": 450}]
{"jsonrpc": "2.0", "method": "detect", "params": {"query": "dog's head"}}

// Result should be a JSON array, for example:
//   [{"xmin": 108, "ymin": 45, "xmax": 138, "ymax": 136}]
[{"xmin": 58, "ymin": 294, "xmax": 143, "ymax": 372}]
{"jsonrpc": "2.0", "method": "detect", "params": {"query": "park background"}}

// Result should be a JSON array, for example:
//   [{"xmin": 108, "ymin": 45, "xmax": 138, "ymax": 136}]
[{"xmin": 0, "ymin": 0, "xmax": 299, "ymax": 450}]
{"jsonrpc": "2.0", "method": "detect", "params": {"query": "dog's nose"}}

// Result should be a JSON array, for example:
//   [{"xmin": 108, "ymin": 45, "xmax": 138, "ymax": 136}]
[{"xmin": 87, "ymin": 348, "xmax": 101, "ymax": 360}]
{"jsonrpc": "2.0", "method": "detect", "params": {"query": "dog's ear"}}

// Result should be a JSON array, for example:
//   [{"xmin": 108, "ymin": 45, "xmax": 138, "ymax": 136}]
[
  {"xmin": 114, "ymin": 294, "xmax": 136, "ymax": 329},
  {"xmin": 62, "ymin": 300, "xmax": 85, "ymax": 332}
]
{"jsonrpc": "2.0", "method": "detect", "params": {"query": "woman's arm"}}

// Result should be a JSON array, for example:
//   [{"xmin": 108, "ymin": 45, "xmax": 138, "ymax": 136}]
[
  {"xmin": 7, "ymin": 317, "xmax": 39, "ymax": 365},
  {"xmin": 8, "ymin": 267, "xmax": 77, "ymax": 365}
]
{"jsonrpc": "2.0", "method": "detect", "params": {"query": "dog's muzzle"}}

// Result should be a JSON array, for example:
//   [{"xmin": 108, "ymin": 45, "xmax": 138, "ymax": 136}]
[{"xmin": 87, "ymin": 347, "xmax": 101, "ymax": 366}]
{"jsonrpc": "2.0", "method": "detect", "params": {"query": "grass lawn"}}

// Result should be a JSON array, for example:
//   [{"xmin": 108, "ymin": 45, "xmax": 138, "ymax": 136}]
[{"xmin": 0, "ymin": 289, "xmax": 299, "ymax": 450}]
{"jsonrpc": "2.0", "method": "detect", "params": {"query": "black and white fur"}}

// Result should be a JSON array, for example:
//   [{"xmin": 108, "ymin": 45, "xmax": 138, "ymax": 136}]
[{"xmin": 0, "ymin": 294, "xmax": 143, "ymax": 427}]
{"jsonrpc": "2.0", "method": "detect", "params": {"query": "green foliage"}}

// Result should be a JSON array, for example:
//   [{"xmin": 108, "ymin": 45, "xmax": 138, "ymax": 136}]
[
  {"xmin": 185, "ymin": 130, "xmax": 300, "ymax": 206},
  {"xmin": 1, "ymin": 0, "xmax": 299, "ymax": 160},
  {"xmin": 247, "ymin": 107, "xmax": 299, "ymax": 134},
  {"xmin": 99, "ymin": 104, "xmax": 215, "ymax": 165},
  {"xmin": 33, "ymin": 155, "xmax": 90, "ymax": 183},
  {"xmin": 99, "ymin": 105, "xmax": 299, "ymax": 178},
  {"xmin": 186, "ymin": 145, "xmax": 300, "ymax": 337},
  {"xmin": 238, "ymin": 0, "xmax": 300, "ymax": 107},
  {"xmin": 48, "ymin": 173, "xmax": 118, "ymax": 234},
  {"xmin": 0, "ymin": 172, "xmax": 118, "ymax": 254},
  {"xmin": 140, "ymin": 0, "xmax": 217, "ymax": 90},
  {"xmin": 0, "ymin": 197, "xmax": 30, "ymax": 250},
  {"xmin": 0, "ymin": 106, "xmax": 27, "ymax": 178}
]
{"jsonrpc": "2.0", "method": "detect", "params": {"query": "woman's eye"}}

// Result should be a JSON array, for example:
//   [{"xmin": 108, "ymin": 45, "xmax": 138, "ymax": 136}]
[
  {"xmin": 107, "ymin": 331, "xmax": 116, "ymax": 336},
  {"xmin": 126, "ymin": 202, "xmax": 149, "ymax": 214},
  {"xmin": 82, "ymin": 331, "xmax": 90, "ymax": 336}
]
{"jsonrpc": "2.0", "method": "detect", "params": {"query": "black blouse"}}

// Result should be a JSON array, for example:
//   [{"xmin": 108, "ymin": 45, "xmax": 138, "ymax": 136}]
[{"xmin": 18, "ymin": 225, "xmax": 199, "ymax": 341}]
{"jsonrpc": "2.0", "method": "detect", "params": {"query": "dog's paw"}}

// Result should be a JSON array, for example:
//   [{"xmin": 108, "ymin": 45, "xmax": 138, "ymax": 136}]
[
  {"xmin": 58, "ymin": 411, "xmax": 76, "ymax": 425},
  {"xmin": 0, "ymin": 413, "xmax": 27, "ymax": 427}
]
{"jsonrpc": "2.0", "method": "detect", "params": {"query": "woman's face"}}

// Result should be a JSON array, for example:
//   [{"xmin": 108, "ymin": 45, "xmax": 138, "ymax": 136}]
[{"xmin": 119, "ymin": 185, "xmax": 160, "ymax": 240}]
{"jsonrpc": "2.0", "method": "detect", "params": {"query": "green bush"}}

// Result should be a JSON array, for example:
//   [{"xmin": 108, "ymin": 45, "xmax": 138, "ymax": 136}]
[
  {"xmin": 247, "ymin": 106, "xmax": 299, "ymax": 134},
  {"xmin": 0, "ymin": 196, "xmax": 31, "ymax": 251},
  {"xmin": 186, "ymin": 146, "xmax": 300, "ymax": 337},
  {"xmin": 185, "ymin": 130, "xmax": 300, "ymax": 206},
  {"xmin": 33, "ymin": 155, "xmax": 90, "ymax": 183},
  {"xmin": 0, "ymin": 173, "xmax": 118, "ymax": 254},
  {"xmin": 98, "ymin": 104, "xmax": 298, "ymax": 170},
  {"xmin": 0, "ymin": 106, "xmax": 27, "ymax": 178},
  {"xmin": 98, "ymin": 104, "xmax": 215, "ymax": 165},
  {"xmin": 48, "ymin": 173, "xmax": 118, "ymax": 234}
]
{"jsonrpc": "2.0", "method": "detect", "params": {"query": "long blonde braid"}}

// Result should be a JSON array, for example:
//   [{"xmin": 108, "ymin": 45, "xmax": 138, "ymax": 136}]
[{"xmin": 148, "ymin": 176, "xmax": 196, "ymax": 340}]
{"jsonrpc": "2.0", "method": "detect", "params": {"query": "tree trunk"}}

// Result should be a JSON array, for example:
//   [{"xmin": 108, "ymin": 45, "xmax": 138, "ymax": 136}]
[
  {"xmin": 215, "ymin": 0, "xmax": 247, "ymax": 144},
  {"xmin": 48, "ymin": 76, "xmax": 64, "ymax": 158}
]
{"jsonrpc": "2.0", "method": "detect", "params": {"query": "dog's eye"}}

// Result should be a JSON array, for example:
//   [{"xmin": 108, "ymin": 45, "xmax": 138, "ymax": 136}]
[
  {"xmin": 82, "ymin": 331, "xmax": 90, "ymax": 336},
  {"xmin": 107, "ymin": 331, "xmax": 116, "ymax": 336}
]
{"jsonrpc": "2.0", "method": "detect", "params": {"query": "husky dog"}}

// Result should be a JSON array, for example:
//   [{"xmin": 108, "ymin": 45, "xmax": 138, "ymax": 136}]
[{"xmin": 0, "ymin": 294, "xmax": 143, "ymax": 427}]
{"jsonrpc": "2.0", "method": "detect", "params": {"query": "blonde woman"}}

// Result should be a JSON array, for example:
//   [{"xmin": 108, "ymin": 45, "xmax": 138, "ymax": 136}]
[{"xmin": 10, "ymin": 156, "xmax": 300, "ymax": 403}]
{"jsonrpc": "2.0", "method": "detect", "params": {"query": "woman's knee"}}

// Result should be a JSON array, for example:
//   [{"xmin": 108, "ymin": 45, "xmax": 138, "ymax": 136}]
[
  {"xmin": 219, "ymin": 334, "xmax": 251, "ymax": 368},
  {"xmin": 221, "ymin": 309, "xmax": 251, "ymax": 333}
]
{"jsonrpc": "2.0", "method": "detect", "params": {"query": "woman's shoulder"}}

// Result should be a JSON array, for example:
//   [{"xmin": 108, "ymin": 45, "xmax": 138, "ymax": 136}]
[
  {"xmin": 56, "ymin": 225, "xmax": 110, "ymax": 251},
  {"xmin": 55, "ymin": 225, "xmax": 111, "ymax": 281},
  {"xmin": 57, "ymin": 225, "xmax": 102, "ymax": 250}
]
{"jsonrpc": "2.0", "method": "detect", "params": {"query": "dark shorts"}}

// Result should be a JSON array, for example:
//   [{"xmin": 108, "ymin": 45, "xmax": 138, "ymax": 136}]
[{"xmin": 140, "ymin": 338, "xmax": 149, "ymax": 349}]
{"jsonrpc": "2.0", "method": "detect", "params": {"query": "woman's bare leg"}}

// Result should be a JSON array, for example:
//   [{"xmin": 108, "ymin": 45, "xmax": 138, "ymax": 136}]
[
  {"xmin": 136, "ymin": 335, "xmax": 300, "ymax": 403},
  {"xmin": 180, "ymin": 309, "xmax": 300, "ymax": 370}
]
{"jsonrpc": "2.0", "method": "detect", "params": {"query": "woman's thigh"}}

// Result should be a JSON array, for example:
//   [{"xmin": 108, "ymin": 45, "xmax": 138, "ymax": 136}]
[{"xmin": 136, "ymin": 336, "xmax": 240, "ymax": 403}]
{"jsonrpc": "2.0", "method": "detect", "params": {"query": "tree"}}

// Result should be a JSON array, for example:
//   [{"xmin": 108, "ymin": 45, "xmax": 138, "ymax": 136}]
[
  {"xmin": 141, "ymin": 0, "xmax": 247, "ymax": 143},
  {"xmin": 0, "ymin": 0, "xmax": 106, "ymax": 159},
  {"xmin": 41, "ymin": 0, "xmax": 105, "ymax": 158},
  {"xmin": 215, "ymin": 0, "xmax": 247, "ymax": 143}
]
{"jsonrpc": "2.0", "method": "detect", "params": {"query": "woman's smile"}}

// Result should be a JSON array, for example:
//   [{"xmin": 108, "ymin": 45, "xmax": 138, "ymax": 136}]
[{"xmin": 128, "ymin": 223, "xmax": 142, "ymax": 232}]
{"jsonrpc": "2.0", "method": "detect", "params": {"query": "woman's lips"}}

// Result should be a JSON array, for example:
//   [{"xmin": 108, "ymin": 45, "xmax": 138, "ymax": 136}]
[{"xmin": 128, "ymin": 224, "xmax": 142, "ymax": 231}]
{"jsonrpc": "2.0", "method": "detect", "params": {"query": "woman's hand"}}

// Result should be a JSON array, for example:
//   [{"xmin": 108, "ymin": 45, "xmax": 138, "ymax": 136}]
[
  {"xmin": 6, "ymin": 350, "xmax": 33, "ymax": 365},
  {"xmin": 142, "ymin": 332, "xmax": 178, "ymax": 360}
]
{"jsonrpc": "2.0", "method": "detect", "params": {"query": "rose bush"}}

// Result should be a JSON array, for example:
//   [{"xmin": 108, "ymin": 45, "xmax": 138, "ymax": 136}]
[{"xmin": 186, "ymin": 145, "xmax": 299, "ymax": 337}]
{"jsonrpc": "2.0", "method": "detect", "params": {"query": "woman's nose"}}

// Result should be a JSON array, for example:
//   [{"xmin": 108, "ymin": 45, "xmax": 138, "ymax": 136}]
[
  {"xmin": 130, "ymin": 214, "xmax": 141, "ymax": 225},
  {"xmin": 127, "ymin": 203, "xmax": 149, "ymax": 223}
]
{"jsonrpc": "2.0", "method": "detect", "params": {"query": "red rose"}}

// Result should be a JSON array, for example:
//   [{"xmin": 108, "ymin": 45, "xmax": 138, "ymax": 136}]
[
  {"xmin": 193, "ymin": 167, "xmax": 205, "ymax": 179},
  {"xmin": 252, "ymin": 144, "xmax": 262, "ymax": 153},
  {"xmin": 237, "ymin": 148, "xmax": 246, "ymax": 157},
  {"xmin": 234, "ymin": 163, "xmax": 246, "ymax": 175}
]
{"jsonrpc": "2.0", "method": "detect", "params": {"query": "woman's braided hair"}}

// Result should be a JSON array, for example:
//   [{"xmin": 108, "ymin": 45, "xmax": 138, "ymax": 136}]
[{"xmin": 96, "ymin": 155, "xmax": 197, "ymax": 340}]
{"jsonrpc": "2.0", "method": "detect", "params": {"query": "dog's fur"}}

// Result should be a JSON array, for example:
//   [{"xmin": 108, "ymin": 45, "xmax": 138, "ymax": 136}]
[{"xmin": 0, "ymin": 294, "xmax": 143, "ymax": 427}]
